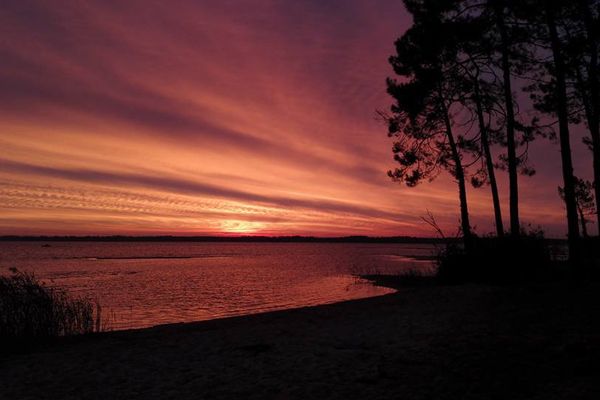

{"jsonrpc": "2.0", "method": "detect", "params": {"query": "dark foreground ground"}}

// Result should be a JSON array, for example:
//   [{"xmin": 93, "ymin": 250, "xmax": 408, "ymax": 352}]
[{"xmin": 2, "ymin": 282, "xmax": 600, "ymax": 400}]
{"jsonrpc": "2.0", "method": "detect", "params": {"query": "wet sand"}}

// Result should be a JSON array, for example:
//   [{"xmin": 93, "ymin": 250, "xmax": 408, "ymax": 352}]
[{"xmin": 2, "ymin": 282, "xmax": 600, "ymax": 399}]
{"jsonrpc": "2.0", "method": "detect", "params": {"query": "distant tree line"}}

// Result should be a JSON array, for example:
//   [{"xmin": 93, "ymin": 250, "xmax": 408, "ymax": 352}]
[
  {"xmin": 383, "ymin": 0, "xmax": 599, "ymax": 264},
  {"xmin": 0, "ymin": 235, "xmax": 452, "ymax": 244}
]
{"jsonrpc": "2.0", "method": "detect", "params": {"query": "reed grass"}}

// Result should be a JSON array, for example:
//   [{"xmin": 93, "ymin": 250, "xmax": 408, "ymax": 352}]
[{"xmin": 0, "ymin": 268, "xmax": 103, "ymax": 350}]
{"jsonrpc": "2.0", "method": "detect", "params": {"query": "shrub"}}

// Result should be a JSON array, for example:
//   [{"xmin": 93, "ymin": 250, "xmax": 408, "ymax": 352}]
[
  {"xmin": 0, "ymin": 268, "xmax": 102, "ymax": 351},
  {"xmin": 436, "ymin": 234, "xmax": 555, "ymax": 284}
]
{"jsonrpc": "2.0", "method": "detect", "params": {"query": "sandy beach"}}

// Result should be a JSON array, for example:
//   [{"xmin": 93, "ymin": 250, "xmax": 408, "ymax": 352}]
[{"xmin": 2, "ymin": 281, "xmax": 600, "ymax": 400}]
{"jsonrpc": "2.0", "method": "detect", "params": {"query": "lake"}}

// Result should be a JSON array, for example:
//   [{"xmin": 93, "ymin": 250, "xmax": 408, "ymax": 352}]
[{"xmin": 0, "ymin": 241, "xmax": 436, "ymax": 330}]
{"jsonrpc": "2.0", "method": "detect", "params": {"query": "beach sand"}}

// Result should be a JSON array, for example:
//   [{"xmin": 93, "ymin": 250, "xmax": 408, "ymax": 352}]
[{"xmin": 2, "ymin": 282, "xmax": 600, "ymax": 399}]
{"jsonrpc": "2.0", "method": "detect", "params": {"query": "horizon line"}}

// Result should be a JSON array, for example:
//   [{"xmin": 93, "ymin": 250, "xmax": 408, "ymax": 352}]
[{"xmin": 0, "ymin": 234, "xmax": 567, "ymax": 242}]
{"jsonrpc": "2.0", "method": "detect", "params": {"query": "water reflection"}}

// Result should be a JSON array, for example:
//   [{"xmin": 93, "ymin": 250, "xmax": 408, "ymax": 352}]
[{"xmin": 0, "ymin": 242, "xmax": 435, "ymax": 330}]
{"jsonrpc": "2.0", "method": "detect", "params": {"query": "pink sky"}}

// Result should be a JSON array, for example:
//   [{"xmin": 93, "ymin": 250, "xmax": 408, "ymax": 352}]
[{"xmin": 0, "ymin": 0, "xmax": 593, "ymax": 237}]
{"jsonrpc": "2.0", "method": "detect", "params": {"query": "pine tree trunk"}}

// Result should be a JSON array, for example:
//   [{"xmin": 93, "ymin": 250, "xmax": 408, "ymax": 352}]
[
  {"xmin": 546, "ymin": 5, "xmax": 581, "ymax": 265},
  {"xmin": 473, "ymin": 83, "xmax": 504, "ymax": 237},
  {"xmin": 579, "ymin": 0, "xmax": 600, "ymax": 232},
  {"xmin": 575, "ymin": 66, "xmax": 600, "ymax": 234},
  {"xmin": 440, "ymin": 99, "xmax": 472, "ymax": 250},
  {"xmin": 589, "ymin": 126, "xmax": 600, "ymax": 235},
  {"xmin": 578, "ymin": 206, "xmax": 589, "ymax": 238},
  {"xmin": 493, "ymin": 1, "xmax": 520, "ymax": 237}
]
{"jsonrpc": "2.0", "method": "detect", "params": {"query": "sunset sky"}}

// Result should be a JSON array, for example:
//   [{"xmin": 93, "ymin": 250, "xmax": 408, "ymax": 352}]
[{"xmin": 0, "ymin": 0, "xmax": 593, "ymax": 237}]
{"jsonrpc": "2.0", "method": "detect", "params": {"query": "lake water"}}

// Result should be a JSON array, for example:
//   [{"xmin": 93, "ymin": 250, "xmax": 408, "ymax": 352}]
[{"xmin": 0, "ymin": 241, "xmax": 436, "ymax": 330}]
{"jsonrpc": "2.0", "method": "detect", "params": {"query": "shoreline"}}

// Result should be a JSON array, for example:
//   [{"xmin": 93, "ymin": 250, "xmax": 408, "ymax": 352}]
[
  {"xmin": 80, "ymin": 274, "xmax": 398, "ymax": 333},
  {"xmin": 97, "ymin": 285, "xmax": 400, "ymax": 336},
  {"xmin": 100, "ymin": 276, "xmax": 399, "ymax": 334},
  {"xmin": 2, "ymin": 281, "xmax": 600, "ymax": 399}
]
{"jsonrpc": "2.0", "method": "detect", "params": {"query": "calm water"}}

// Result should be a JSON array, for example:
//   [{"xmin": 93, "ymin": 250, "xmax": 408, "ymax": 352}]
[{"xmin": 0, "ymin": 241, "xmax": 436, "ymax": 330}]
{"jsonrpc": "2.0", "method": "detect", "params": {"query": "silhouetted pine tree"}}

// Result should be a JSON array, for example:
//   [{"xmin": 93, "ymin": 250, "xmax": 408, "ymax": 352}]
[
  {"xmin": 560, "ymin": 0, "xmax": 600, "ymax": 231},
  {"xmin": 385, "ymin": 0, "xmax": 473, "ymax": 247},
  {"xmin": 488, "ymin": 0, "xmax": 523, "ymax": 237},
  {"xmin": 449, "ymin": 7, "xmax": 507, "ymax": 236},
  {"xmin": 454, "ymin": 0, "xmax": 543, "ymax": 237},
  {"xmin": 525, "ymin": 0, "xmax": 581, "ymax": 262}
]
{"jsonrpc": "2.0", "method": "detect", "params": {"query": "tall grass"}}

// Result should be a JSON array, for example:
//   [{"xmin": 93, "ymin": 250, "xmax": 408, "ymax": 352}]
[{"xmin": 0, "ymin": 268, "xmax": 103, "ymax": 350}]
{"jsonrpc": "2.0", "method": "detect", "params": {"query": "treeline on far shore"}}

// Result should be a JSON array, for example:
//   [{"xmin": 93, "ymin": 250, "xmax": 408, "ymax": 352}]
[{"xmin": 0, "ymin": 235, "xmax": 469, "ymax": 244}]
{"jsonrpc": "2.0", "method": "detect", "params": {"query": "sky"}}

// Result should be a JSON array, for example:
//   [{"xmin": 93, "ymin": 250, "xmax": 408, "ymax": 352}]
[{"xmin": 0, "ymin": 0, "xmax": 594, "ymax": 237}]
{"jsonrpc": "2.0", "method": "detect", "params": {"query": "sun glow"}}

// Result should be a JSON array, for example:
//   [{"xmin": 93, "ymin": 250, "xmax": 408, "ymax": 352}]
[{"xmin": 220, "ymin": 220, "xmax": 265, "ymax": 234}]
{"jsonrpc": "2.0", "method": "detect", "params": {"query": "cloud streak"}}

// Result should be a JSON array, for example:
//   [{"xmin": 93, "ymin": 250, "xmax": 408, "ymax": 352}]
[{"xmin": 0, "ymin": 159, "xmax": 409, "ymax": 222}]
